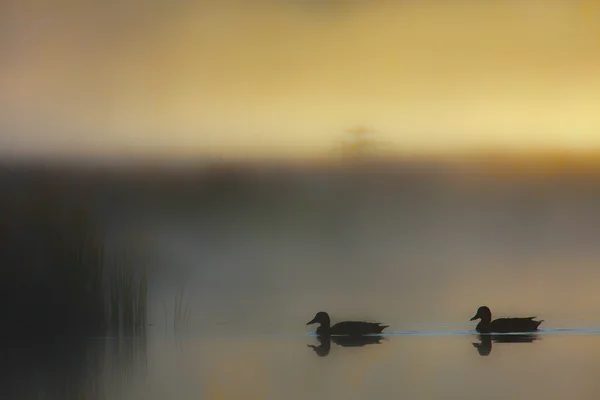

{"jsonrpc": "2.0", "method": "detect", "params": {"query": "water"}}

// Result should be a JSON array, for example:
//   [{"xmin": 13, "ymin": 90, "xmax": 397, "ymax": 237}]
[
  {"xmin": 10, "ymin": 329, "xmax": 600, "ymax": 399},
  {"xmin": 5, "ymin": 163, "xmax": 600, "ymax": 399}
]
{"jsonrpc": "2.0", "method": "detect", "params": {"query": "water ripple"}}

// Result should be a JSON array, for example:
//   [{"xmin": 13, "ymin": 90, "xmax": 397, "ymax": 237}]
[{"xmin": 382, "ymin": 327, "xmax": 600, "ymax": 336}]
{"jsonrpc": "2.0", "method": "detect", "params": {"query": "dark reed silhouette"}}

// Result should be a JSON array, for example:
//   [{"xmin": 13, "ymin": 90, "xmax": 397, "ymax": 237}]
[
  {"xmin": 470, "ymin": 306, "xmax": 543, "ymax": 333},
  {"xmin": 472, "ymin": 333, "xmax": 540, "ymax": 356},
  {"xmin": 307, "ymin": 334, "xmax": 385, "ymax": 357},
  {"xmin": 0, "ymin": 165, "xmax": 150, "ymax": 398},
  {"xmin": 0, "ymin": 173, "xmax": 147, "ymax": 339},
  {"xmin": 306, "ymin": 311, "xmax": 388, "ymax": 336}
]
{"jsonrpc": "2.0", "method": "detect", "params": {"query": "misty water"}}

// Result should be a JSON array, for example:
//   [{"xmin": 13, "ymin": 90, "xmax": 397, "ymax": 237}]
[{"xmin": 6, "ymin": 164, "xmax": 600, "ymax": 399}]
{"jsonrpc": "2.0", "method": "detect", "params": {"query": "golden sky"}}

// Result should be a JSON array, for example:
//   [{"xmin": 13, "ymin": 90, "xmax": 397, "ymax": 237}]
[{"xmin": 1, "ymin": 0, "xmax": 599, "ymax": 160}]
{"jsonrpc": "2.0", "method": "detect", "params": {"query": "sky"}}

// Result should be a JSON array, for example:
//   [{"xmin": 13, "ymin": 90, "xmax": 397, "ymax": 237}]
[{"xmin": 1, "ymin": 0, "xmax": 599, "ymax": 160}]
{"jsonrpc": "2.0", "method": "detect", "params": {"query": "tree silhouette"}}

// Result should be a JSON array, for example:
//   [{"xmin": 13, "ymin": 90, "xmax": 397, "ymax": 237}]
[{"xmin": 339, "ymin": 126, "xmax": 379, "ymax": 160}]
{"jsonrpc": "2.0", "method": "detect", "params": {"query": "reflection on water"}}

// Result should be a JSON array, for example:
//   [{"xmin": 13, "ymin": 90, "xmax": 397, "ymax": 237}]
[
  {"xmin": 134, "ymin": 333, "xmax": 600, "ymax": 399},
  {"xmin": 307, "ymin": 335, "xmax": 385, "ymax": 357},
  {"xmin": 472, "ymin": 333, "xmax": 540, "ymax": 356},
  {"xmin": 1, "ymin": 337, "xmax": 147, "ymax": 400},
  {"xmin": 6, "ymin": 331, "xmax": 600, "ymax": 398}
]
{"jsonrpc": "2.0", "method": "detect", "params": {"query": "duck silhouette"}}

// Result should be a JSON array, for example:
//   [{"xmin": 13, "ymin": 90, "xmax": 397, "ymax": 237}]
[
  {"xmin": 472, "ymin": 333, "xmax": 540, "ymax": 356},
  {"xmin": 308, "ymin": 336, "xmax": 331, "ymax": 357},
  {"xmin": 306, "ymin": 311, "xmax": 388, "ymax": 336},
  {"xmin": 308, "ymin": 334, "xmax": 385, "ymax": 357},
  {"xmin": 470, "ymin": 306, "xmax": 543, "ymax": 333}
]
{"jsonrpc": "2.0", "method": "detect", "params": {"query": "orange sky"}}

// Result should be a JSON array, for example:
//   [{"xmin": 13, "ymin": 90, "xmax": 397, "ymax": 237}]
[{"xmin": 1, "ymin": 0, "xmax": 599, "ymax": 160}]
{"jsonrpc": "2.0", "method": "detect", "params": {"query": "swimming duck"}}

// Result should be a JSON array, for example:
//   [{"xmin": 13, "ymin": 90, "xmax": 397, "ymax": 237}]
[
  {"xmin": 470, "ymin": 306, "xmax": 543, "ymax": 333},
  {"xmin": 306, "ymin": 311, "xmax": 388, "ymax": 336}
]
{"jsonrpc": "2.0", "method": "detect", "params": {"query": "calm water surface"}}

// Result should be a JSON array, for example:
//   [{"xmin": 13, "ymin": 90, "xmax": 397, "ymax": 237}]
[
  {"xmin": 75, "ymin": 331, "xmax": 600, "ymax": 399},
  {"xmin": 9, "ymin": 329, "xmax": 600, "ymax": 399}
]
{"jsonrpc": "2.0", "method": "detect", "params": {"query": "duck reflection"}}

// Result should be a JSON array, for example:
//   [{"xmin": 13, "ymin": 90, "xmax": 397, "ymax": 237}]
[
  {"xmin": 472, "ymin": 333, "xmax": 540, "ymax": 356},
  {"xmin": 308, "ymin": 335, "xmax": 384, "ymax": 357}
]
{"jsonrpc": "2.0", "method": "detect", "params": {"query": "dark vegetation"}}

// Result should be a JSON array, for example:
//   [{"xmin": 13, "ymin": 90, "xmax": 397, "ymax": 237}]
[
  {"xmin": 0, "ymin": 163, "xmax": 149, "ymax": 398},
  {"xmin": 0, "ymin": 170, "xmax": 147, "ymax": 338}
]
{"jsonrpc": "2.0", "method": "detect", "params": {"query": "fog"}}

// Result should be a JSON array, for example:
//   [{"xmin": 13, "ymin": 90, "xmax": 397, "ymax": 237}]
[{"xmin": 74, "ymin": 159, "xmax": 600, "ymax": 333}]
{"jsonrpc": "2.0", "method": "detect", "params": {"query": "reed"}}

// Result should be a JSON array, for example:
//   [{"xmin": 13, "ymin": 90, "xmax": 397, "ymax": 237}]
[
  {"xmin": 0, "ymin": 168, "xmax": 149, "ymax": 399},
  {"xmin": 107, "ymin": 252, "xmax": 149, "ymax": 336},
  {"xmin": 0, "ymin": 182, "xmax": 148, "ymax": 338},
  {"xmin": 163, "ymin": 290, "xmax": 191, "ymax": 334},
  {"xmin": 174, "ymin": 290, "xmax": 191, "ymax": 334}
]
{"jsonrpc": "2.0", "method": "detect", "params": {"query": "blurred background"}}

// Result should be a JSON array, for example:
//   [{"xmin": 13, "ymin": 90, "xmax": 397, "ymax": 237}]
[{"xmin": 2, "ymin": 1, "xmax": 600, "ymax": 399}]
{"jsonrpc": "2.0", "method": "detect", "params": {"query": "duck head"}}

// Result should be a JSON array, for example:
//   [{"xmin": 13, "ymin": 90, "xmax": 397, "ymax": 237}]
[
  {"xmin": 307, "ymin": 311, "xmax": 331, "ymax": 327},
  {"xmin": 470, "ymin": 306, "xmax": 492, "ymax": 322}
]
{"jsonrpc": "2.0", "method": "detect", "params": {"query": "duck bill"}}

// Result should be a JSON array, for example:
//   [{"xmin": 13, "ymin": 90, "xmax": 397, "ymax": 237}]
[
  {"xmin": 306, "ymin": 317, "xmax": 317, "ymax": 325},
  {"xmin": 470, "ymin": 314, "xmax": 479, "ymax": 321}
]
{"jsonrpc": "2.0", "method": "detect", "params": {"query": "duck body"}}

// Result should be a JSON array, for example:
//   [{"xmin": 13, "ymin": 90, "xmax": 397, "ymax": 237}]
[
  {"xmin": 470, "ymin": 306, "xmax": 543, "ymax": 333},
  {"xmin": 307, "ymin": 311, "xmax": 388, "ymax": 337},
  {"xmin": 318, "ymin": 321, "xmax": 388, "ymax": 336},
  {"xmin": 476, "ymin": 317, "xmax": 543, "ymax": 333}
]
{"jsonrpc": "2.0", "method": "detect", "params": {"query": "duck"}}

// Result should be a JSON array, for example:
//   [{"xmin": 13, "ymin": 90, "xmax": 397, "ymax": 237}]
[
  {"xmin": 306, "ymin": 311, "xmax": 388, "ymax": 336},
  {"xmin": 470, "ymin": 306, "xmax": 543, "ymax": 333}
]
